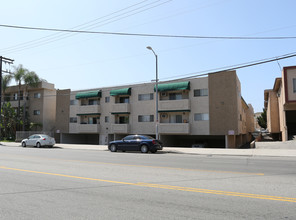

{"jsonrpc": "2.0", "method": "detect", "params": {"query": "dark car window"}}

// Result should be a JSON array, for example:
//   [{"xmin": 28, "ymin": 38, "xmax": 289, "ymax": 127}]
[
  {"xmin": 123, "ymin": 135, "xmax": 134, "ymax": 141},
  {"xmin": 139, "ymin": 135, "xmax": 153, "ymax": 140}
]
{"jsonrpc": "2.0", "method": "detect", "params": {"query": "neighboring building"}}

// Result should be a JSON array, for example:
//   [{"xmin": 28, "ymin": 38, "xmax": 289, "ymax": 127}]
[
  {"xmin": 254, "ymin": 112, "xmax": 262, "ymax": 131},
  {"xmin": 56, "ymin": 70, "xmax": 254, "ymax": 148},
  {"xmin": 264, "ymin": 66, "xmax": 296, "ymax": 141},
  {"xmin": 4, "ymin": 81, "xmax": 57, "ymax": 133}
]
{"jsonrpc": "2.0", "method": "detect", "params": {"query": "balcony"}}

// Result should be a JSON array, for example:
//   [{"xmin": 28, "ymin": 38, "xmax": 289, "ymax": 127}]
[
  {"xmin": 158, "ymin": 123, "xmax": 190, "ymax": 134},
  {"xmin": 111, "ymin": 124, "xmax": 130, "ymax": 134},
  {"xmin": 111, "ymin": 103, "xmax": 131, "ymax": 113},
  {"xmin": 78, "ymin": 124, "xmax": 100, "ymax": 133},
  {"xmin": 9, "ymin": 100, "xmax": 26, "ymax": 108},
  {"xmin": 158, "ymin": 99, "xmax": 190, "ymax": 112},
  {"xmin": 77, "ymin": 105, "xmax": 101, "ymax": 114}
]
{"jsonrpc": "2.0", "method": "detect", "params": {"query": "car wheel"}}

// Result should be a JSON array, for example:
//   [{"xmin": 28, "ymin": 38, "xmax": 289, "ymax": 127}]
[
  {"xmin": 140, "ymin": 145, "xmax": 148, "ymax": 153},
  {"xmin": 110, "ymin": 144, "xmax": 117, "ymax": 152},
  {"xmin": 22, "ymin": 142, "xmax": 26, "ymax": 148},
  {"xmin": 150, "ymin": 149, "xmax": 157, "ymax": 153},
  {"xmin": 36, "ymin": 142, "xmax": 41, "ymax": 148}
]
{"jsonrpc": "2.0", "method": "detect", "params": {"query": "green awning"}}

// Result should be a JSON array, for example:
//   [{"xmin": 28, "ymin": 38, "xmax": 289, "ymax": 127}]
[
  {"xmin": 75, "ymin": 90, "xmax": 101, "ymax": 99},
  {"xmin": 158, "ymin": 110, "xmax": 190, "ymax": 113},
  {"xmin": 154, "ymin": 81, "xmax": 190, "ymax": 92},
  {"xmin": 111, "ymin": 112, "xmax": 130, "ymax": 115},
  {"xmin": 110, "ymin": 88, "xmax": 131, "ymax": 96},
  {"xmin": 77, "ymin": 113, "xmax": 101, "ymax": 116}
]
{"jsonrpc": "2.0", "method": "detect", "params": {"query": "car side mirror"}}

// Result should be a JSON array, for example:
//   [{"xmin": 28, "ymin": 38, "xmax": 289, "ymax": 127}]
[{"xmin": 122, "ymin": 138, "xmax": 126, "ymax": 141}]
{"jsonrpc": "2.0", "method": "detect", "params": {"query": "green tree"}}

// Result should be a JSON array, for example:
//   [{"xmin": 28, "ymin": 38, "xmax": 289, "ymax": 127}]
[
  {"xmin": 1, "ymin": 102, "xmax": 17, "ymax": 140},
  {"xmin": 257, "ymin": 108, "xmax": 267, "ymax": 129},
  {"xmin": 12, "ymin": 64, "xmax": 42, "ymax": 131}
]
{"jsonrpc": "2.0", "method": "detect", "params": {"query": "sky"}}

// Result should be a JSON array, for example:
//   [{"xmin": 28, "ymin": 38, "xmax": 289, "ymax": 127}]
[{"xmin": 1, "ymin": 0, "xmax": 296, "ymax": 113}]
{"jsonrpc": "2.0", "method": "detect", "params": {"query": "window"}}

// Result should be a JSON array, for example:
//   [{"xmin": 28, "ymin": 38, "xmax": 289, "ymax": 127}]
[
  {"xmin": 119, "ymin": 97, "xmax": 129, "ymax": 103},
  {"xmin": 293, "ymin": 78, "xmax": 296, "ymax": 93},
  {"xmin": 138, "ymin": 93, "xmax": 153, "ymax": 101},
  {"xmin": 70, "ymin": 100, "xmax": 78, "ymax": 105},
  {"xmin": 169, "ymin": 93, "xmax": 182, "ymax": 100},
  {"xmin": 88, "ymin": 99, "xmax": 99, "ymax": 105},
  {"xmin": 88, "ymin": 117, "xmax": 99, "ymax": 124},
  {"xmin": 194, "ymin": 89, "xmax": 208, "ymax": 97},
  {"xmin": 34, "ymin": 93, "xmax": 41, "ymax": 98},
  {"xmin": 194, "ymin": 113, "xmax": 209, "ymax": 121},
  {"xmin": 105, "ymin": 116, "xmax": 109, "ymax": 123},
  {"xmin": 105, "ymin": 97, "xmax": 110, "ymax": 103},
  {"xmin": 33, "ymin": 110, "xmax": 41, "ymax": 115},
  {"xmin": 13, "ymin": 93, "xmax": 17, "ymax": 101},
  {"xmin": 70, "ymin": 117, "xmax": 77, "ymax": 123},
  {"xmin": 119, "ymin": 116, "xmax": 129, "ymax": 124},
  {"xmin": 138, "ymin": 115, "xmax": 154, "ymax": 122}
]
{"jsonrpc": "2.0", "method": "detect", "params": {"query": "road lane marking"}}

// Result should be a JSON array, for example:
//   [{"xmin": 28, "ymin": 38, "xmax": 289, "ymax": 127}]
[
  {"xmin": 0, "ymin": 166, "xmax": 294, "ymax": 203},
  {"xmin": 0, "ymin": 154, "xmax": 264, "ymax": 176}
]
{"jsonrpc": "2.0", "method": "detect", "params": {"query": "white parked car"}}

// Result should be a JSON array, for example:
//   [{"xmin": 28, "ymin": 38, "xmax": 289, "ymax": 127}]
[{"xmin": 21, "ymin": 134, "xmax": 56, "ymax": 148}]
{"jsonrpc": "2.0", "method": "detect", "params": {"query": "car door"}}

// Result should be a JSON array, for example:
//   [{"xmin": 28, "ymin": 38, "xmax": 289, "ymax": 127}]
[
  {"xmin": 117, "ymin": 136, "xmax": 132, "ymax": 151},
  {"xmin": 26, "ymin": 135, "xmax": 35, "ymax": 146}
]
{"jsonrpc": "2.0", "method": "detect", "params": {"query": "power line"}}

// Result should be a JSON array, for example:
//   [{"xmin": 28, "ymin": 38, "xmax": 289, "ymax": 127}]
[
  {"xmin": 0, "ymin": 0, "xmax": 172, "ymax": 54},
  {"xmin": 1, "ymin": 24, "xmax": 296, "ymax": 40}
]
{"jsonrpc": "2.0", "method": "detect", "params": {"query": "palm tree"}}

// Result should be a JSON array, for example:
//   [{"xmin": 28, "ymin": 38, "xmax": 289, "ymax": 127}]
[
  {"xmin": 1, "ymin": 75, "xmax": 12, "ymax": 104},
  {"xmin": 12, "ymin": 64, "xmax": 41, "ymax": 131}
]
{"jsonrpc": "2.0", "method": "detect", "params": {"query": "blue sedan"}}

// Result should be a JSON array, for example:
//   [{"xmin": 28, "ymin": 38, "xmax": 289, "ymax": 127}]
[{"xmin": 108, "ymin": 135, "xmax": 163, "ymax": 153}]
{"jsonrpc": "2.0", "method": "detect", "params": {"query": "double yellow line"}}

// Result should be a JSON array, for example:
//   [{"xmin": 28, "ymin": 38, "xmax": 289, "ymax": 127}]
[{"xmin": 1, "ymin": 166, "xmax": 295, "ymax": 203}]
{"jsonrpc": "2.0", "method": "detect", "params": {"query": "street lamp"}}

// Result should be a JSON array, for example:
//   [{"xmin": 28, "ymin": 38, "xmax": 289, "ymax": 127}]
[{"xmin": 146, "ymin": 46, "xmax": 159, "ymax": 140}]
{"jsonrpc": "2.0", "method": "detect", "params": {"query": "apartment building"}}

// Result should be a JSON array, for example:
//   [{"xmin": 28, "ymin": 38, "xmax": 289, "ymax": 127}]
[
  {"xmin": 264, "ymin": 66, "xmax": 296, "ymax": 141},
  {"xmin": 3, "ymin": 82, "xmax": 57, "ymax": 141},
  {"xmin": 57, "ymin": 70, "xmax": 254, "ymax": 148}
]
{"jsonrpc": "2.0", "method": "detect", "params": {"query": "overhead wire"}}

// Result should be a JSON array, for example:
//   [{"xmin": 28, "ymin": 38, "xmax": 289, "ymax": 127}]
[
  {"xmin": 1, "ymin": 23, "xmax": 296, "ymax": 40},
  {"xmin": 0, "ymin": 0, "xmax": 172, "ymax": 54},
  {"xmin": 5, "ymin": 49, "xmax": 295, "ymax": 98}
]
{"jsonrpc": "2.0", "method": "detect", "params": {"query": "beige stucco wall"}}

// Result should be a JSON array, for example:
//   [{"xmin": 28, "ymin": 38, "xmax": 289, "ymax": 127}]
[
  {"xmin": 286, "ymin": 68, "xmax": 296, "ymax": 102},
  {"xmin": 266, "ymin": 90, "xmax": 280, "ymax": 133},
  {"xmin": 209, "ymin": 71, "xmax": 239, "ymax": 135}
]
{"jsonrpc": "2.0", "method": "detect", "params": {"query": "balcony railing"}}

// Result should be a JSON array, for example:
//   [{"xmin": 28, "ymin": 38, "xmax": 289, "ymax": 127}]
[
  {"xmin": 78, "ymin": 124, "xmax": 100, "ymax": 133},
  {"xmin": 158, "ymin": 123, "xmax": 190, "ymax": 134},
  {"xmin": 111, "ymin": 124, "xmax": 130, "ymax": 134},
  {"xmin": 77, "ymin": 105, "xmax": 101, "ymax": 114},
  {"xmin": 158, "ymin": 99, "xmax": 190, "ymax": 111},
  {"xmin": 111, "ymin": 103, "xmax": 131, "ymax": 113}
]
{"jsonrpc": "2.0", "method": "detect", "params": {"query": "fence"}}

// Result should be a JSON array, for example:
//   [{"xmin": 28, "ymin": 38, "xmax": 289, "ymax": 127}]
[{"xmin": 16, "ymin": 131, "xmax": 54, "ymax": 142}]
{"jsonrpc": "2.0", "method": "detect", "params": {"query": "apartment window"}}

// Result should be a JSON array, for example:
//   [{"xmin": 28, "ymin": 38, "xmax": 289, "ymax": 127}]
[
  {"xmin": 293, "ymin": 78, "xmax": 296, "ymax": 93},
  {"xmin": 70, "ymin": 100, "xmax": 78, "ymax": 105},
  {"xmin": 70, "ymin": 117, "xmax": 77, "ymax": 123},
  {"xmin": 33, "ymin": 110, "xmax": 41, "ymax": 115},
  {"xmin": 105, "ymin": 97, "xmax": 110, "ymax": 103},
  {"xmin": 34, "ymin": 93, "xmax": 41, "ymax": 98},
  {"xmin": 88, "ymin": 99, "xmax": 99, "ymax": 105},
  {"xmin": 194, "ymin": 113, "xmax": 209, "ymax": 121},
  {"xmin": 138, "ymin": 115, "xmax": 154, "ymax": 122},
  {"xmin": 88, "ymin": 117, "xmax": 99, "ymax": 124},
  {"xmin": 138, "ymin": 93, "xmax": 154, "ymax": 101},
  {"xmin": 13, "ymin": 93, "xmax": 18, "ymax": 101},
  {"xmin": 119, "ymin": 116, "xmax": 129, "ymax": 124},
  {"xmin": 105, "ymin": 116, "xmax": 109, "ymax": 123},
  {"xmin": 169, "ymin": 93, "xmax": 182, "ymax": 100},
  {"xmin": 194, "ymin": 89, "xmax": 208, "ymax": 97},
  {"xmin": 119, "ymin": 97, "xmax": 129, "ymax": 103}
]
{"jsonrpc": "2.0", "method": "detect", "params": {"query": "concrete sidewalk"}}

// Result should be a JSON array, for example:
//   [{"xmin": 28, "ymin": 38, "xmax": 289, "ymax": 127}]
[{"xmin": 1, "ymin": 141, "xmax": 296, "ymax": 157}]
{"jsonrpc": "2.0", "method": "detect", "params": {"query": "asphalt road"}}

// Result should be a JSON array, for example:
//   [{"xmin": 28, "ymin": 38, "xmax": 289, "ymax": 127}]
[{"xmin": 0, "ymin": 145, "xmax": 296, "ymax": 219}]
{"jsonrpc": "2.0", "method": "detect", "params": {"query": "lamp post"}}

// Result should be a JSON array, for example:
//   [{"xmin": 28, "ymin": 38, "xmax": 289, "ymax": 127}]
[{"xmin": 146, "ymin": 46, "xmax": 159, "ymax": 140}]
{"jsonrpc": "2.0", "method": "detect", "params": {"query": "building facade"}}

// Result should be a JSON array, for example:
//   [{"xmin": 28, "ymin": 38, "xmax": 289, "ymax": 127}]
[
  {"xmin": 57, "ymin": 70, "xmax": 254, "ymax": 148},
  {"xmin": 264, "ymin": 66, "xmax": 296, "ymax": 141},
  {"xmin": 4, "ymin": 81, "xmax": 57, "ymax": 135}
]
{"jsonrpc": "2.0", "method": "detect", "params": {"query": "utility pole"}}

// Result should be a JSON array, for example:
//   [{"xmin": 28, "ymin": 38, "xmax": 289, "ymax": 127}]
[{"xmin": 0, "ymin": 56, "xmax": 14, "ymax": 140}]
